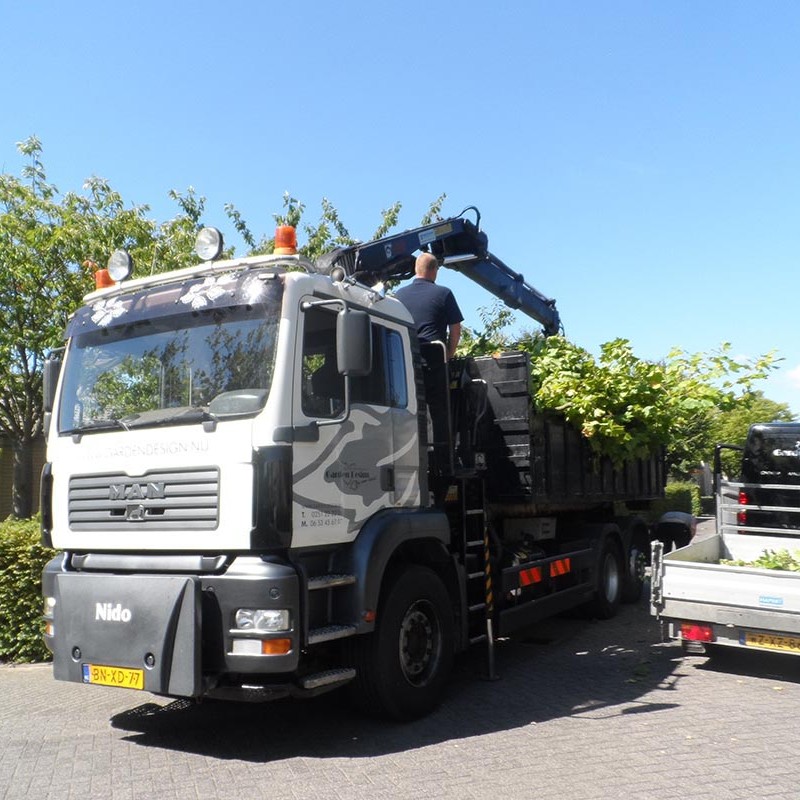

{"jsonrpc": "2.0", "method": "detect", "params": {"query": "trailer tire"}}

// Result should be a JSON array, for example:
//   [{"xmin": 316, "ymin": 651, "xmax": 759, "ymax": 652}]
[
  {"xmin": 344, "ymin": 565, "xmax": 454, "ymax": 721},
  {"xmin": 590, "ymin": 537, "xmax": 623, "ymax": 619}
]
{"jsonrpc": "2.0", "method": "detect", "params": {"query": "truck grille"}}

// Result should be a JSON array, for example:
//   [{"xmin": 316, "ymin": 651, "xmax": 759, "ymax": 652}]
[{"xmin": 68, "ymin": 468, "xmax": 220, "ymax": 531}]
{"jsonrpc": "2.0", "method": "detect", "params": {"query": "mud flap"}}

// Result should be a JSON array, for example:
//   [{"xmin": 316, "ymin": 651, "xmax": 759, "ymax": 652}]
[{"xmin": 52, "ymin": 573, "xmax": 200, "ymax": 698}]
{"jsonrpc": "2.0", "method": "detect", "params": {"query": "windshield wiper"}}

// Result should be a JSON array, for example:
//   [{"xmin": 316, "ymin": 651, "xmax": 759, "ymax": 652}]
[
  {"xmin": 117, "ymin": 406, "xmax": 219, "ymax": 430},
  {"xmin": 67, "ymin": 417, "xmax": 130, "ymax": 441}
]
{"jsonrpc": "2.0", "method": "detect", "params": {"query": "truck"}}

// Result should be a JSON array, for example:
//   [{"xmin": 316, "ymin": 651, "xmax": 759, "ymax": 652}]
[
  {"xmin": 41, "ymin": 210, "xmax": 670, "ymax": 720},
  {"xmin": 651, "ymin": 422, "xmax": 800, "ymax": 658}
]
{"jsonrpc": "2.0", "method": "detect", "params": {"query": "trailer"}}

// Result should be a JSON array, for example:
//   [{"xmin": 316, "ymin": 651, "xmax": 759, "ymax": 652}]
[
  {"xmin": 41, "ymin": 210, "xmax": 667, "ymax": 719},
  {"xmin": 651, "ymin": 423, "xmax": 800, "ymax": 657}
]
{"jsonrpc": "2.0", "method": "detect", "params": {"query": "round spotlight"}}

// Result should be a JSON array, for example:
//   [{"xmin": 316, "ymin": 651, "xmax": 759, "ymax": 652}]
[
  {"xmin": 195, "ymin": 227, "xmax": 224, "ymax": 261},
  {"xmin": 107, "ymin": 250, "xmax": 133, "ymax": 282}
]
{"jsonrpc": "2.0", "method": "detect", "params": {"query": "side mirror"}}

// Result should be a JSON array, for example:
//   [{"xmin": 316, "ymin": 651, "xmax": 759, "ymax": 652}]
[
  {"xmin": 43, "ymin": 357, "xmax": 62, "ymax": 414},
  {"xmin": 336, "ymin": 309, "xmax": 372, "ymax": 377}
]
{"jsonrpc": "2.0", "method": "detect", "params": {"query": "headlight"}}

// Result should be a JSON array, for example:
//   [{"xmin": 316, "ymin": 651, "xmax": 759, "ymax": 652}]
[{"xmin": 235, "ymin": 608, "xmax": 290, "ymax": 632}]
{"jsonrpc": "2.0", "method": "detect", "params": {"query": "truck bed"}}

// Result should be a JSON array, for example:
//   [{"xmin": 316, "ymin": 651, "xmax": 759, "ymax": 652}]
[
  {"xmin": 471, "ymin": 352, "xmax": 664, "ymax": 508},
  {"xmin": 652, "ymin": 532, "xmax": 800, "ymax": 650}
]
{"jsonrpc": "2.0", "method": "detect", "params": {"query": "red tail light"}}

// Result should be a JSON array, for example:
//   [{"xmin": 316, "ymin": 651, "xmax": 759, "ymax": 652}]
[
  {"xmin": 681, "ymin": 623, "xmax": 714, "ymax": 642},
  {"xmin": 737, "ymin": 490, "xmax": 748, "ymax": 527}
]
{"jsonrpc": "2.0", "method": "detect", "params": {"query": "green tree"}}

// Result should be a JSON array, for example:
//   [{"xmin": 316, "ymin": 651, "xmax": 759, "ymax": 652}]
[
  {"xmin": 224, "ymin": 191, "xmax": 446, "ymax": 261},
  {"xmin": 1, "ymin": 138, "xmax": 445, "ymax": 517},
  {"xmin": 0, "ymin": 138, "xmax": 196, "ymax": 517}
]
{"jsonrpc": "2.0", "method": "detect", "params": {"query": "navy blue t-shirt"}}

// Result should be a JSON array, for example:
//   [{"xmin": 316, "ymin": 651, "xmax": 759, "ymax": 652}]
[{"xmin": 394, "ymin": 278, "xmax": 464, "ymax": 344}]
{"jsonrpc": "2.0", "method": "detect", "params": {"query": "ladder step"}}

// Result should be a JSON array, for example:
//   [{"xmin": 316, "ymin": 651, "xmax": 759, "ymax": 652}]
[
  {"xmin": 300, "ymin": 668, "xmax": 356, "ymax": 690},
  {"xmin": 469, "ymin": 602, "xmax": 486, "ymax": 613},
  {"xmin": 308, "ymin": 574, "xmax": 356, "ymax": 591},
  {"xmin": 308, "ymin": 624, "xmax": 357, "ymax": 644},
  {"xmin": 466, "ymin": 540, "xmax": 484, "ymax": 548},
  {"xmin": 468, "ymin": 571, "xmax": 485, "ymax": 580},
  {"xmin": 469, "ymin": 633, "xmax": 488, "ymax": 645},
  {"xmin": 465, "ymin": 509, "xmax": 484, "ymax": 516}
]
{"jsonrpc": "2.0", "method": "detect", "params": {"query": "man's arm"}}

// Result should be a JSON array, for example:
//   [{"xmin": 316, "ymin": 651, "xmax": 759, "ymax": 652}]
[{"xmin": 447, "ymin": 322, "xmax": 461, "ymax": 359}]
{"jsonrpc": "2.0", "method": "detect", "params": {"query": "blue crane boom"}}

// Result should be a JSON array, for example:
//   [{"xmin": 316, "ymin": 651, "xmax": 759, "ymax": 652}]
[{"xmin": 314, "ymin": 210, "xmax": 561, "ymax": 336}]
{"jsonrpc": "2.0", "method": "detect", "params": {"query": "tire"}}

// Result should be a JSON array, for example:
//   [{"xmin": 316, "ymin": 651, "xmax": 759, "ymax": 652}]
[
  {"xmin": 344, "ymin": 565, "xmax": 454, "ymax": 721},
  {"xmin": 621, "ymin": 533, "xmax": 648, "ymax": 604},
  {"xmin": 590, "ymin": 537, "xmax": 623, "ymax": 619}
]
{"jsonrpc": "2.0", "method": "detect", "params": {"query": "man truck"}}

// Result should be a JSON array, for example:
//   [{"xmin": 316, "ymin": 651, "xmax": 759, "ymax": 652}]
[{"xmin": 42, "ymin": 211, "xmax": 670, "ymax": 719}]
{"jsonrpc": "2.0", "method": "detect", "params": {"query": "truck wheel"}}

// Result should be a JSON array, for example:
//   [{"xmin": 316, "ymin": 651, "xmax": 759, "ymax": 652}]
[
  {"xmin": 344, "ymin": 565, "xmax": 454, "ymax": 721},
  {"xmin": 621, "ymin": 534, "xmax": 648, "ymax": 604},
  {"xmin": 590, "ymin": 538, "xmax": 623, "ymax": 619}
]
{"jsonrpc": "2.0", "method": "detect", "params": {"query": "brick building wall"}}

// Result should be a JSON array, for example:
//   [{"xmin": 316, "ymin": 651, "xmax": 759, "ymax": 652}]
[{"xmin": 0, "ymin": 437, "xmax": 47, "ymax": 519}]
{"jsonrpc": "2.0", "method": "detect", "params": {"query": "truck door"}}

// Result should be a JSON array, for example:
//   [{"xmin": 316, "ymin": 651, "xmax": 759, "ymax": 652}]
[{"xmin": 290, "ymin": 304, "xmax": 420, "ymax": 548}]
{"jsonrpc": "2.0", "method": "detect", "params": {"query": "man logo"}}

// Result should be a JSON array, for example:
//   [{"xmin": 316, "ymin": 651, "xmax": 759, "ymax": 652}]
[
  {"xmin": 126, "ymin": 504, "xmax": 146, "ymax": 522},
  {"xmin": 109, "ymin": 481, "xmax": 165, "ymax": 501}
]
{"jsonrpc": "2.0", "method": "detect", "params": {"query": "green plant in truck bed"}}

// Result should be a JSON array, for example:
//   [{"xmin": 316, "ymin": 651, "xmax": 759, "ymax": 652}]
[{"xmin": 721, "ymin": 549, "xmax": 800, "ymax": 571}]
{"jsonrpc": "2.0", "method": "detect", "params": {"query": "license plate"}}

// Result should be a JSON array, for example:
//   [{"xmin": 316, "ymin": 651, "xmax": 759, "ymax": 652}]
[
  {"xmin": 741, "ymin": 632, "xmax": 800, "ymax": 653},
  {"xmin": 82, "ymin": 663, "xmax": 144, "ymax": 690}
]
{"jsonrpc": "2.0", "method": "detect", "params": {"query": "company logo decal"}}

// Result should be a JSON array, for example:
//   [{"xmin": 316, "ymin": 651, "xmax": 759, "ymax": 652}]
[
  {"xmin": 95, "ymin": 603, "xmax": 132, "ymax": 622},
  {"xmin": 323, "ymin": 462, "xmax": 376, "ymax": 492}
]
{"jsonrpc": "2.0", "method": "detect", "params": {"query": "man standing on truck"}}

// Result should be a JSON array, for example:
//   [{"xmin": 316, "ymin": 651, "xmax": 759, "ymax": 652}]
[
  {"xmin": 395, "ymin": 252, "xmax": 464, "ymax": 479},
  {"xmin": 394, "ymin": 252, "xmax": 463, "ymax": 359}
]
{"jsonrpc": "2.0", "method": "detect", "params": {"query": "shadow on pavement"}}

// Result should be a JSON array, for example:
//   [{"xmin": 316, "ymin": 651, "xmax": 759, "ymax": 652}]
[
  {"xmin": 694, "ymin": 646, "xmax": 800, "ymax": 683},
  {"xmin": 110, "ymin": 597, "xmax": 685, "ymax": 762}
]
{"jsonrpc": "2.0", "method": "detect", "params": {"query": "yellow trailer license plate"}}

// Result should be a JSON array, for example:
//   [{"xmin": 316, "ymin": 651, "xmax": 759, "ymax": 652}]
[
  {"xmin": 82, "ymin": 663, "xmax": 144, "ymax": 690},
  {"xmin": 742, "ymin": 632, "xmax": 800, "ymax": 653}
]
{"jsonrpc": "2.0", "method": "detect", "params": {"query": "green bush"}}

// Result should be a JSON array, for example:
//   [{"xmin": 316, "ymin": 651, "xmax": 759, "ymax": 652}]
[
  {"xmin": 0, "ymin": 516, "xmax": 55, "ymax": 663},
  {"xmin": 647, "ymin": 481, "xmax": 702, "ymax": 520}
]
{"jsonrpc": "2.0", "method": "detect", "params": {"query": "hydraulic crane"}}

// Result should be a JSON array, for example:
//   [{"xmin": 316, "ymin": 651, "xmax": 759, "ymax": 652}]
[{"xmin": 315, "ymin": 207, "xmax": 562, "ymax": 336}]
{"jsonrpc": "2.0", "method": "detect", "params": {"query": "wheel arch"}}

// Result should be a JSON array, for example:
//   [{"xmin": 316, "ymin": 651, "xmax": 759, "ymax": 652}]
[{"xmin": 333, "ymin": 508, "xmax": 462, "ymax": 635}]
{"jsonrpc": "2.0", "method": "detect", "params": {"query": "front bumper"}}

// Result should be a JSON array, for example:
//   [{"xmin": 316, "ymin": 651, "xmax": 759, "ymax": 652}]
[{"xmin": 42, "ymin": 555, "xmax": 301, "ymax": 698}]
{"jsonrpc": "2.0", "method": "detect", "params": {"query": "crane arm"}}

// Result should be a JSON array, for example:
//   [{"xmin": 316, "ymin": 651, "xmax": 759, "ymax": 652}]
[{"xmin": 314, "ymin": 210, "xmax": 561, "ymax": 336}]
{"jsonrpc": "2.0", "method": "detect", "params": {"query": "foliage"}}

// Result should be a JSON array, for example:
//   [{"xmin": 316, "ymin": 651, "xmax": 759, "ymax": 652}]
[
  {"xmin": 660, "ymin": 346, "xmax": 782, "ymax": 478},
  {"xmin": 0, "ymin": 516, "xmax": 54, "ymax": 662},
  {"xmin": 0, "ymin": 138, "xmax": 200, "ymax": 517},
  {"xmin": 458, "ymin": 306, "xmax": 781, "ymax": 474},
  {"xmin": 721, "ymin": 549, "xmax": 800, "ymax": 571},
  {"xmin": 456, "ymin": 301, "xmax": 515, "ymax": 357},
  {"xmin": 525, "ymin": 336, "xmax": 673, "ymax": 466},
  {"xmin": 2, "ymin": 136, "xmax": 445, "ymax": 516},
  {"xmin": 224, "ymin": 191, "xmax": 446, "ymax": 262},
  {"xmin": 656, "ymin": 481, "xmax": 702, "ymax": 518}
]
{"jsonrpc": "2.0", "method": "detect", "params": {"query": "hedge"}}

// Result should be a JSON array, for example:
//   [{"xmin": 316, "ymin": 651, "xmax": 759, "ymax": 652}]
[
  {"xmin": 648, "ymin": 481, "xmax": 702, "ymax": 521},
  {"xmin": 0, "ymin": 516, "xmax": 55, "ymax": 663}
]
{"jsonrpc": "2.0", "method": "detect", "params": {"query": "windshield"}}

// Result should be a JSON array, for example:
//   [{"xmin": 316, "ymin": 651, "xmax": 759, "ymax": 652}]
[{"xmin": 59, "ymin": 299, "xmax": 280, "ymax": 434}]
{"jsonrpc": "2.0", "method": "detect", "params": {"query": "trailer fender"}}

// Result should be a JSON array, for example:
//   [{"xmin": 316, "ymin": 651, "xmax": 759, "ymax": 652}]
[
  {"xmin": 655, "ymin": 511, "xmax": 696, "ymax": 552},
  {"xmin": 333, "ymin": 508, "xmax": 455, "ymax": 634}
]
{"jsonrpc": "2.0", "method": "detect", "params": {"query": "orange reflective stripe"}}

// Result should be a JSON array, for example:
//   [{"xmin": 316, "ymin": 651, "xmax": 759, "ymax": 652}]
[
  {"xmin": 549, "ymin": 558, "xmax": 572, "ymax": 577},
  {"xmin": 519, "ymin": 567, "xmax": 543, "ymax": 586}
]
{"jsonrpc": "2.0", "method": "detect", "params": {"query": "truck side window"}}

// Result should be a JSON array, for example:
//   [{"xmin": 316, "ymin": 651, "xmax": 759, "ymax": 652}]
[
  {"xmin": 300, "ymin": 314, "xmax": 407, "ymax": 414},
  {"xmin": 386, "ymin": 330, "xmax": 408, "ymax": 408},
  {"xmin": 301, "ymin": 308, "xmax": 344, "ymax": 418},
  {"xmin": 349, "ymin": 325, "xmax": 407, "ymax": 408},
  {"xmin": 351, "ymin": 325, "xmax": 386, "ymax": 406}
]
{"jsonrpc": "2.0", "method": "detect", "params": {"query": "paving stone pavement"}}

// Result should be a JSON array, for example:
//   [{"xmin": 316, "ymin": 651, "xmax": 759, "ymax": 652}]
[{"xmin": 2, "ymin": 576, "xmax": 799, "ymax": 800}]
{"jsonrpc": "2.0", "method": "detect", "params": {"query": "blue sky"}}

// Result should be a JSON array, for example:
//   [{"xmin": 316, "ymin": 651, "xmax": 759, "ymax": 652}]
[{"xmin": 2, "ymin": 1, "xmax": 798, "ymax": 415}]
